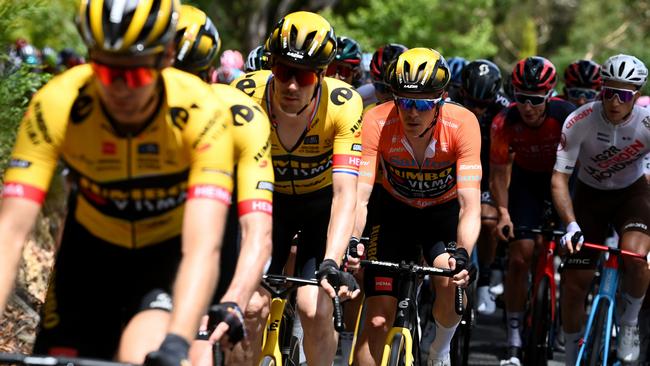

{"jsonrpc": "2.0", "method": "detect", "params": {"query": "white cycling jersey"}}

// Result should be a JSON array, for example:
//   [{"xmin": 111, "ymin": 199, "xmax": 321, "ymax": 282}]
[{"xmin": 555, "ymin": 101, "xmax": 650, "ymax": 189}]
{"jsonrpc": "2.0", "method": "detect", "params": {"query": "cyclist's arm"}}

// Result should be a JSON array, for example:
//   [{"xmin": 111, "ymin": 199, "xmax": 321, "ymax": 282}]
[
  {"xmin": 489, "ymin": 111, "xmax": 514, "ymax": 223},
  {"xmin": 168, "ymin": 109, "xmax": 235, "ymax": 341},
  {"xmin": 169, "ymin": 198, "xmax": 230, "ymax": 341},
  {"xmin": 455, "ymin": 110, "xmax": 483, "ymax": 252},
  {"xmin": 353, "ymin": 106, "xmax": 382, "ymax": 238},
  {"xmin": 325, "ymin": 173, "xmax": 358, "ymax": 264},
  {"xmin": 552, "ymin": 109, "xmax": 583, "ymax": 225},
  {"xmin": 457, "ymin": 188, "xmax": 481, "ymax": 253},
  {"xmin": 0, "ymin": 199, "xmax": 41, "ymax": 314},
  {"xmin": 218, "ymin": 94, "xmax": 274, "ymax": 309},
  {"xmin": 352, "ymin": 183, "xmax": 373, "ymax": 238}
]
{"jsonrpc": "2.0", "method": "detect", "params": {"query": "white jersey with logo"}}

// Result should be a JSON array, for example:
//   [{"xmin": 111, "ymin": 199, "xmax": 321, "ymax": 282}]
[{"xmin": 555, "ymin": 102, "xmax": 650, "ymax": 190}]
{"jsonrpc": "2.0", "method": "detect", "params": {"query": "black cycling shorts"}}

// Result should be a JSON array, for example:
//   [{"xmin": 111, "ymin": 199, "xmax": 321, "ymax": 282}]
[
  {"xmin": 565, "ymin": 176, "xmax": 650, "ymax": 269},
  {"xmin": 364, "ymin": 188, "xmax": 459, "ymax": 298},
  {"xmin": 33, "ymin": 216, "xmax": 181, "ymax": 359},
  {"xmin": 268, "ymin": 187, "xmax": 333, "ymax": 279},
  {"xmin": 508, "ymin": 164, "xmax": 559, "ymax": 240}
]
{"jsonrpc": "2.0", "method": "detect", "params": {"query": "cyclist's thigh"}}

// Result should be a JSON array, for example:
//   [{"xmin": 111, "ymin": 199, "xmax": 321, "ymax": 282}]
[
  {"xmin": 364, "ymin": 295, "xmax": 398, "ymax": 328},
  {"xmin": 33, "ymin": 223, "xmax": 127, "ymax": 358},
  {"xmin": 363, "ymin": 193, "xmax": 420, "ymax": 298},
  {"xmin": 296, "ymin": 188, "xmax": 333, "ymax": 279},
  {"xmin": 615, "ymin": 177, "xmax": 650, "ymax": 253},
  {"xmin": 419, "ymin": 199, "xmax": 459, "ymax": 265},
  {"xmin": 268, "ymin": 192, "xmax": 302, "ymax": 275}
]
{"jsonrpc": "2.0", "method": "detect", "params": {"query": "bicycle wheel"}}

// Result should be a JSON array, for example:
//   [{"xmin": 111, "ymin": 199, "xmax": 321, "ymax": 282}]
[
  {"xmin": 582, "ymin": 299, "xmax": 608, "ymax": 366},
  {"xmin": 259, "ymin": 356, "xmax": 276, "ymax": 366},
  {"xmin": 450, "ymin": 287, "xmax": 473, "ymax": 366},
  {"xmin": 387, "ymin": 333, "xmax": 408, "ymax": 366},
  {"xmin": 525, "ymin": 276, "xmax": 551, "ymax": 365}
]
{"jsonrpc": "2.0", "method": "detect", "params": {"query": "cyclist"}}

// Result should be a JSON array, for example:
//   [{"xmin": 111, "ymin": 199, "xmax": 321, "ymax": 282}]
[
  {"xmin": 353, "ymin": 48, "xmax": 481, "ymax": 366},
  {"xmin": 357, "ymin": 43, "xmax": 408, "ymax": 108},
  {"xmin": 490, "ymin": 56, "xmax": 575, "ymax": 365},
  {"xmin": 173, "ymin": 5, "xmax": 274, "ymax": 361},
  {"xmin": 457, "ymin": 59, "xmax": 510, "ymax": 315},
  {"xmin": 233, "ymin": 11, "xmax": 361, "ymax": 366},
  {"xmin": 552, "ymin": 54, "xmax": 650, "ymax": 364},
  {"xmin": 446, "ymin": 56, "xmax": 468, "ymax": 102},
  {"xmin": 0, "ymin": 1, "xmax": 257, "ymax": 365},
  {"xmin": 325, "ymin": 36, "xmax": 363, "ymax": 87},
  {"xmin": 217, "ymin": 50, "xmax": 244, "ymax": 84},
  {"xmin": 244, "ymin": 46, "xmax": 268, "ymax": 72},
  {"xmin": 560, "ymin": 59, "xmax": 602, "ymax": 106}
]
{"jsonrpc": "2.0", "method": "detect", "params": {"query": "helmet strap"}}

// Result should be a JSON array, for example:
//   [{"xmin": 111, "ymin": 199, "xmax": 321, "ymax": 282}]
[{"xmin": 417, "ymin": 100, "xmax": 444, "ymax": 138}]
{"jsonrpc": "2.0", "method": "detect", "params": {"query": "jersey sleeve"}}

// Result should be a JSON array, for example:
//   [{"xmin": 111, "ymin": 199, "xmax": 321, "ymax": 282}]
[
  {"xmin": 183, "ymin": 94, "xmax": 235, "ymax": 205},
  {"xmin": 232, "ymin": 102, "xmax": 274, "ymax": 216},
  {"xmin": 331, "ymin": 86, "xmax": 363, "ymax": 176},
  {"xmin": 554, "ymin": 107, "xmax": 587, "ymax": 174},
  {"xmin": 358, "ymin": 106, "xmax": 383, "ymax": 186},
  {"xmin": 455, "ymin": 111, "xmax": 483, "ymax": 190},
  {"xmin": 489, "ymin": 109, "xmax": 511, "ymax": 165},
  {"xmin": 2, "ymin": 74, "xmax": 79, "ymax": 203}
]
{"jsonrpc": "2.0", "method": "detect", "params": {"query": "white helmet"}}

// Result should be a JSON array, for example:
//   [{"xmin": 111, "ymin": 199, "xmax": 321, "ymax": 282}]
[
  {"xmin": 601, "ymin": 54, "xmax": 648, "ymax": 87},
  {"xmin": 245, "ymin": 46, "xmax": 266, "ymax": 72}
]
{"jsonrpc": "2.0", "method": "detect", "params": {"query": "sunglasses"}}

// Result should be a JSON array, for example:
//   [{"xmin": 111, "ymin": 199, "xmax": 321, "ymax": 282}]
[
  {"xmin": 394, "ymin": 95, "xmax": 442, "ymax": 112},
  {"xmin": 373, "ymin": 81, "xmax": 391, "ymax": 94},
  {"xmin": 91, "ymin": 62, "xmax": 157, "ymax": 88},
  {"xmin": 271, "ymin": 63, "xmax": 320, "ymax": 86},
  {"xmin": 566, "ymin": 87, "xmax": 599, "ymax": 101},
  {"xmin": 601, "ymin": 86, "xmax": 638, "ymax": 103},
  {"xmin": 514, "ymin": 91, "xmax": 551, "ymax": 106},
  {"xmin": 325, "ymin": 63, "xmax": 355, "ymax": 78}
]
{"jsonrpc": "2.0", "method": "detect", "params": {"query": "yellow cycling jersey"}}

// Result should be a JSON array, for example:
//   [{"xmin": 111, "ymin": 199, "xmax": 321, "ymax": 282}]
[
  {"xmin": 233, "ymin": 70, "xmax": 363, "ymax": 195},
  {"xmin": 1, "ymin": 65, "xmax": 262, "ymax": 248},
  {"xmin": 210, "ymin": 83, "xmax": 274, "ymax": 215}
]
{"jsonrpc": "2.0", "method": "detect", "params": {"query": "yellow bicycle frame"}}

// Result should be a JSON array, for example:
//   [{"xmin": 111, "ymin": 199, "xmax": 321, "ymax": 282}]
[
  {"xmin": 380, "ymin": 327, "xmax": 414, "ymax": 366},
  {"xmin": 258, "ymin": 296, "xmax": 287, "ymax": 365}
]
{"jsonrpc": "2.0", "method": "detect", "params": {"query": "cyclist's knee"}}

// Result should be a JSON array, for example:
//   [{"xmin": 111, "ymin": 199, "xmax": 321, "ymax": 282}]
[
  {"xmin": 245, "ymin": 291, "xmax": 269, "ymax": 321},
  {"xmin": 117, "ymin": 309, "xmax": 169, "ymax": 363},
  {"xmin": 297, "ymin": 289, "xmax": 331, "ymax": 326}
]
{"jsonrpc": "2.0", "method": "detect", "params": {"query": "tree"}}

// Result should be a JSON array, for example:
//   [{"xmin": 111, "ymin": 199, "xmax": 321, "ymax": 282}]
[{"xmin": 322, "ymin": 0, "xmax": 498, "ymax": 59}]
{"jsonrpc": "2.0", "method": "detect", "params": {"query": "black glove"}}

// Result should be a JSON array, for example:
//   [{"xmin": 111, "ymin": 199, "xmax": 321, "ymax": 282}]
[
  {"xmin": 452, "ymin": 247, "xmax": 470, "ymax": 275},
  {"xmin": 318, "ymin": 259, "xmax": 360, "ymax": 292},
  {"xmin": 144, "ymin": 333, "xmax": 189, "ymax": 366},
  {"xmin": 207, "ymin": 301, "xmax": 246, "ymax": 344}
]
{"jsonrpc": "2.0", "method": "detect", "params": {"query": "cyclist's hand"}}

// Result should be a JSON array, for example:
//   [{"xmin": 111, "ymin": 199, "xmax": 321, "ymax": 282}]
[
  {"xmin": 144, "ymin": 333, "xmax": 190, "ymax": 366},
  {"xmin": 345, "ymin": 237, "xmax": 365, "ymax": 272},
  {"xmin": 496, "ymin": 216, "xmax": 514, "ymax": 242},
  {"xmin": 449, "ymin": 247, "xmax": 471, "ymax": 287},
  {"xmin": 560, "ymin": 222, "xmax": 584, "ymax": 253},
  {"xmin": 318, "ymin": 259, "xmax": 361, "ymax": 301},
  {"xmin": 207, "ymin": 302, "xmax": 246, "ymax": 348}
]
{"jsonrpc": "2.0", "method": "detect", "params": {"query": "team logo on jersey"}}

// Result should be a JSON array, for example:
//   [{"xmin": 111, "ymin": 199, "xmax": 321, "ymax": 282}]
[
  {"xmin": 304, "ymin": 135, "xmax": 319, "ymax": 145},
  {"xmin": 138, "ymin": 143, "xmax": 159, "ymax": 155},
  {"xmin": 102, "ymin": 141, "xmax": 117, "ymax": 155},
  {"xmin": 8, "ymin": 158, "xmax": 31, "ymax": 168},
  {"xmin": 384, "ymin": 160, "xmax": 456, "ymax": 199},
  {"xmin": 256, "ymin": 181, "xmax": 274, "ymax": 192},
  {"xmin": 330, "ymin": 87, "xmax": 355, "ymax": 106},
  {"xmin": 642, "ymin": 116, "xmax": 650, "ymax": 130}
]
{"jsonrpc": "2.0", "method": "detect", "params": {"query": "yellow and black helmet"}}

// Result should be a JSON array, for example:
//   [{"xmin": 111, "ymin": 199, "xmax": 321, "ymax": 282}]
[
  {"xmin": 174, "ymin": 5, "xmax": 221, "ymax": 72},
  {"xmin": 388, "ymin": 48, "xmax": 450, "ymax": 94},
  {"xmin": 77, "ymin": 0, "xmax": 180, "ymax": 55},
  {"xmin": 265, "ymin": 11, "xmax": 337, "ymax": 69}
]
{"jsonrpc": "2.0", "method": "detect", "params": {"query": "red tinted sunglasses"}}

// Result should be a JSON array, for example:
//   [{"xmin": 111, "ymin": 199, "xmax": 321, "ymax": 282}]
[
  {"xmin": 271, "ymin": 63, "xmax": 320, "ymax": 86},
  {"xmin": 325, "ymin": 63, "xmax": 354, "ymax": 78},
  {"xmin": 91, "ymin": 62, "xmax": 157, "ymax": 88}
]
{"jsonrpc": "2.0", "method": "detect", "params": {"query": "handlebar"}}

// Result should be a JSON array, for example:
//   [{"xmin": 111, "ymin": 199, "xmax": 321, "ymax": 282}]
[
  {"xmin": 260, "ymin": 274, "xmax": 345, "ymax": 333},
  {"xmin": 0, "ymin": 354, "xmax": 135, "ymax": 366}
]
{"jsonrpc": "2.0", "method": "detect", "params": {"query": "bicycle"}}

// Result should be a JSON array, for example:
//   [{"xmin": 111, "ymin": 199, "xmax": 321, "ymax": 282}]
[
  {"xmin": 449, "ymin": 248, "xmax": 479, "ymax": 366},
  {"xmin": 507, "ymin": 225, "xmax": 565, "ymax": 365},
  {"xmin": 359, "ymin": 256, "xmax": 470, "ymax": 366},
  {"xmin": 575, "ymin": 239, "xmax": 648, "ymax": 366},
  {"xmin": 0, "ymin": 353, "xmax": 134, "ymax": 366},
  {"xmin": 257, "ymin": 274, "xmax": 344, "ymax": 366}
]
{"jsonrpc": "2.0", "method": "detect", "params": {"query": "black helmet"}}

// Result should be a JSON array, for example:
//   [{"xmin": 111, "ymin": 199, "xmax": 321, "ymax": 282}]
[{"xmin": 461, "ymin": 59, "xmax": 502, "ymax": 101}]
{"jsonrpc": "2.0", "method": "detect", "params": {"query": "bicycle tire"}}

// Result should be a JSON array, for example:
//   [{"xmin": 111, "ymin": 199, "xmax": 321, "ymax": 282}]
[
  {"xmin": 582, "ymin": 299, "xmax": 608, "ymax": 366},
  {"xmin": 259, "ymin": 356, "xmax": 276, "ymax": 366},
  {"xmin": 387, "ymin": 333, "xmax": 407, "ymax": 366},
  {"xmin": 525, "ymin": 276, "xmax": 551, "ymax": 365},
  {"xmin": 450, "ymin": 287, "xmax": 472, "ymax": 366}
]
